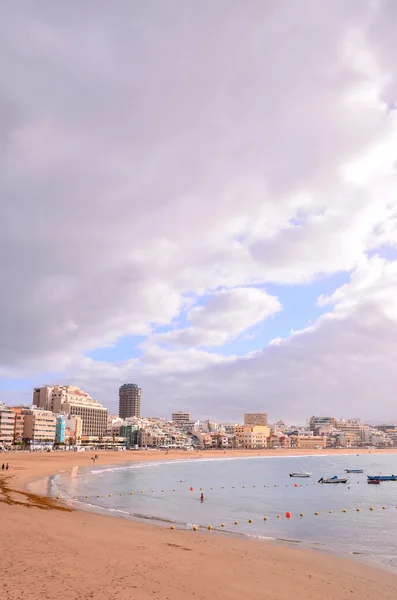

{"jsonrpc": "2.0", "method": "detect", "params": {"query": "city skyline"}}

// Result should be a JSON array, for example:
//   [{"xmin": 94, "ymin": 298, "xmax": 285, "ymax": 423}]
[
  {"xmin": 1, "ymin": 2, "xmax": 397, "ymax": 422},
  {"xmin": 1, "ymin": 381, "xmax": 397, "ymax": 426}
]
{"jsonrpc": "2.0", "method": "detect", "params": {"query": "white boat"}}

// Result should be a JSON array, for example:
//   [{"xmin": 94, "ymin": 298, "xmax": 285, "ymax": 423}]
[{"xmin": 289, "ymin": 471, "xmax": 311, "ymax": 478}]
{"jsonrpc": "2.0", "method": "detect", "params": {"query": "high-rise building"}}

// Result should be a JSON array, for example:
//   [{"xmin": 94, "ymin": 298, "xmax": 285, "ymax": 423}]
[
  {"xmin": 119, "ymin": 384, "xmax": 141, "ymax": 419},
  {"xmin": 244, "ymin": 413, "xmax": 268, "ymax": 427},
  {"xmin": 33, "ymin": 385, "xmax": 108, "ymax": 437}
]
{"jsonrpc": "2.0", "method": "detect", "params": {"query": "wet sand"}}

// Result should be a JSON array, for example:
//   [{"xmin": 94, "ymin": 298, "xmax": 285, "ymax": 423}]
[{"xmin": 1, "ymin": 448, "xmax": 397, "ymax": 600}]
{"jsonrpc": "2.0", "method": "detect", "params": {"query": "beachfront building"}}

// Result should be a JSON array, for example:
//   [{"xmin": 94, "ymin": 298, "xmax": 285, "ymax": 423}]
[
  {"xmin": 234, "ymin": 425, "xmax": 270, "ymax": 449},
  {"xmin": 376, "ymin": 425, "xmax": 397, "ymax": 446},
  {"xmin": 119, "ymin": 383, "xmax": 141, "ymax": 419},
  {"xmin": 0, "ymin": 404, "xmax": 15, "ymax": 447},
  {"xmin": 140, "ymin": 429, "xmax": 168, "ymax": 447},
  {"xmin": 334, "ymin": 420, "xmax": 365, "ymax": 447},
  {"xmin": 23, "ymin": 408, "xmax": 56, "ymax": 445},
  {"xmin": 244, "ymin": 413, "xmax": 268, "ymax": 427},
  {"xmin": 65, "ymin": 415, "xmax": 83, "ymax": 445},
  {"xmin": 55, "ymin": 415, "xmax": 66, "ymax": 444},
  {"xmin": 267, "ymin": 432, "xmax": 291, "ymax": 448},
  {"xmin": 33, "ymin": 385, "xmax": 108, "ymax": 437},
  {"xmin": 120, "ymin": 424, "xmax": 140, "ymax": 447},
  {"xmin": 289, "ymin": 435, "xmax": 327, "ymax": 449},
  {"xmin": 10, "ymin": 406, "xmax": 27, "ymax": 444}
]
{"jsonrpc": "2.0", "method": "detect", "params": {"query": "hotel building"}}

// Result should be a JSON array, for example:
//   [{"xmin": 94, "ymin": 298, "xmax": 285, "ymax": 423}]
[{"xmin": 33, "ymin": 385, "xmax": 108, "ymax": 437}]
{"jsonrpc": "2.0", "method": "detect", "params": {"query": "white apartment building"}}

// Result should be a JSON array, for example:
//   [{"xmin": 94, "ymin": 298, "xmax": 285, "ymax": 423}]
[
  {"xmin": 0, "ymin": 404, "xmax": 15, "ymax": 447},
  {"xmin": 33, "ymin": 385, "xmax": 108, "ymax": 437}
]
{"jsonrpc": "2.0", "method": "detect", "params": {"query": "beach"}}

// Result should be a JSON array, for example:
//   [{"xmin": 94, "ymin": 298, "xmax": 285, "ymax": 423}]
[{"xmin": 2, "ymin": 449, "xmax": 397, "ymax": 600}]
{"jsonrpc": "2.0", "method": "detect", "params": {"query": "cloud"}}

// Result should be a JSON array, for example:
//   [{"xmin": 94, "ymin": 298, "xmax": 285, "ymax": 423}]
[
  {"xmin": 1, "ymin": 1, "xmax": 397, "ymax": 422},
  {"xmin": 156, "ymin": 287, "xmax": 281, "ymax": 347}
]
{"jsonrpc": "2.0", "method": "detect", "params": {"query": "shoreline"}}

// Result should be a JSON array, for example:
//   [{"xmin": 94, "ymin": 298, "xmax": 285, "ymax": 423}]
[{"xmin": 2, "ymin": 449, "xmax": 397, "ymax": 599}]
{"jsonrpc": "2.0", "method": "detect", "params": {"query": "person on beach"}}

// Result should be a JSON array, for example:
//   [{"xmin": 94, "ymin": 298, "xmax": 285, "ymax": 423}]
[
  {"xmin": 1, "ymin": 464, "xmax": 4, "ymax": 470},
  {"xmin": 5, "ymin": 463, "xmax": 9, "ymax": 470}
]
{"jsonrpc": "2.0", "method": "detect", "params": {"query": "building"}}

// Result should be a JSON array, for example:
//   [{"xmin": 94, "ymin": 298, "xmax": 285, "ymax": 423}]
[
  {"xmin": 376, "ymin": 425, "xmax": 397, "ymax": 446},
  {"xmin": 120, "ymin": 424, "xmax": 140, "ymax": 447},
  {"xmin": 172, "ymin": 411, "xmax": 190, "ymax": 425},
  {"xmin": 23, "ymin": 408, "xmax": 56, "ymax": 444},
  {"xmin": 222, "ymin": 423, "xmax": 238, "ymax": 435},
  {"xmin": 335, "ymin": 420, "xmax": 365, "ymax": 446},
  {"xmin": 10, "ymin": 406, "xmax": 26, "ymax": 444},
  {"xmin": 0, "ymin": 404, "xmax": 15, "ymax": 447},
  {"xmin": 234, "ymin": 425, "xmax": 270, "ymax": 449},
  {"xmin": 244, "ymin": 413, "xmax": 268, "ymax": 427},
  {"xmin": 119, "ymin": 384, "xmax": 141, "ymax": 419},
  {"xmin": 55, "ymin": 415, "xmax": 66, "ymax": 444},
  {"xmin": 33, "ymin": 385, "xmax": 108, "ymax": 437},
  {"xmin": 65, "ymin": 415, "xmax": 83, "ymax": 445},
  {"xmin": 290, "ymin": 435, "xmax": 327, "ymax": 449}
]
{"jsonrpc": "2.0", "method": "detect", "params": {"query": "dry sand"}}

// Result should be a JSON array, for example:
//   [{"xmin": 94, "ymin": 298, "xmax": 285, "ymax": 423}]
[{"xmin": 1, "ymin": 448, "xmax": 397, "ymax": 600}]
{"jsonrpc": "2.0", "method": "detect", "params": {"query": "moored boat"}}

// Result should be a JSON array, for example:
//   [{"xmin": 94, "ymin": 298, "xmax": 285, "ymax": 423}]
[
  {"xmin": 344, "ymin": 469, "xmax": 363, "ymax": 473},
  {"xmin": 367, "ymin": 475, "xmax": 397, "ymax": 482},
  {"xmin": 318, "ymin": 476, "xmax": 348, "ymax": 484},
  {"xmin": 367, "ymin": 479, "xmax": 380, "ymax": 484},
  {"xmin": 289, "ymin": 471, "xmax": 311, "ymax": 478}
]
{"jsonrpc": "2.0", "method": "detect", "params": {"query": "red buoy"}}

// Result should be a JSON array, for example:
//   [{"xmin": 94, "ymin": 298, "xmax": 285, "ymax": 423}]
[
  {"xmin": 294, "ymin": 483, "xmax": 298, "ymax": 488},
  {"xmin": 190, "ymin": 486, "xmax": 194, "ymax": 491},
  {"xmin": 285, "ymin": 511, "xmax": 291, "ymax": 519}
]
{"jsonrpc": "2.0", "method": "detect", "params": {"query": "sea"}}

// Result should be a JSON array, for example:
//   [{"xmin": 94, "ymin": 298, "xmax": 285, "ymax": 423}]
[{"xmin": 39, "ymin": 453, "xmax": 397, "ymax": 571}]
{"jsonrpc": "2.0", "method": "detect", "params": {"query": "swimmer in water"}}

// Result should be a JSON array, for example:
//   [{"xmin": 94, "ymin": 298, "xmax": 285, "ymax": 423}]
[{"xmin": 200, "ymin": 493, "xmax": 204, "ymax": 502}]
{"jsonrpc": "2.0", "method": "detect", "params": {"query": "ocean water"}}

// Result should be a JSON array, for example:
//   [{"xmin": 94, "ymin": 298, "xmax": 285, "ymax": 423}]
[{"xmin": 48, "ymin": 453, "xmax": 397, "ymax": 570}]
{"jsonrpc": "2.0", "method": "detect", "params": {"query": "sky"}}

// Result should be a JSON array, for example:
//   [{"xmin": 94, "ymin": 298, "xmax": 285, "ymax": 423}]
[{"xmin": 1, "ymin": 0, "xmax": 397, "ymax": 423}]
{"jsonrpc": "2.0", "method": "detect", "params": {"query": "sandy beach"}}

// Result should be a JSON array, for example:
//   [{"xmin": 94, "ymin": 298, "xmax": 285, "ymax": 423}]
[{"xmin": 2, "ymin": 448, "xmax": 397, "ymax": 600}]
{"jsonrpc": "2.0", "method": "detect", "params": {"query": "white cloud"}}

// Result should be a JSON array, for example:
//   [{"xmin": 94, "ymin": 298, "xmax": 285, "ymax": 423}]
[
  {"xmin": 157, "ymin": 287, "xmax": 281, "ymax": 347},
  {"xmin": 1, "ymin": 1, "xmax": 397, "ymax": 421},
  {"xmin": 318, "ymin": 255, "xmax": 397, "ymax": 321}
]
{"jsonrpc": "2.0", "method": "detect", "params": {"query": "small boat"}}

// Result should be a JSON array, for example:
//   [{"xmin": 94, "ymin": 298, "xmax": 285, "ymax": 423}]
[
  {"xmin": 367, "ymin": 475, "xmax": 397, "ymax": 482},
  {"xmin": 318, "ymin": 476, "xmax": 348, "ymax": 484},
  {"xmin": 344, "ymin": 469, "xmax": 364, "ymax": 473},
  {"xmin": 367, "ymin": 479, "xmax": 380, "ymax": 484},
  {"xmin": 289, "ymin": 471, "xmax": 311, "ymax": 478}
]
